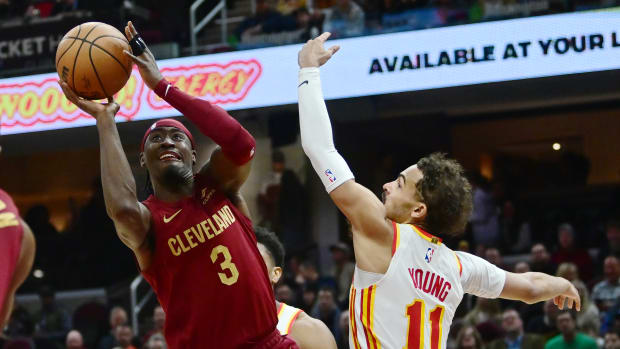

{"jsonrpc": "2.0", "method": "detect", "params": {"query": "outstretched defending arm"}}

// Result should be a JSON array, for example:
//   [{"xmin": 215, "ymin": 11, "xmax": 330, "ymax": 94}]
[
  {"xmin": 58, "ymin": 83, "xmax": 152, "ymax": 267},
  {"xmin": 298, "ymin": 33, "xmax": 393, "ymax": 271},
  {"xmin": 456, "ymin": 251, "xmax": 580, "ymax": 310},
  {"xmin": 123, "ymin": 22, "xmax": 255, "ymax": 199}
]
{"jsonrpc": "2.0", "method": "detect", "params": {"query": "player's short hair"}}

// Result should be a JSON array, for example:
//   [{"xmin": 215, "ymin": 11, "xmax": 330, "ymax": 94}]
[
  {"xmin": 254, "ymin": 226, "xmax": 285, "ymax": 268},
  {"xmin": 415, "ymin": 153, "xmax": 473, "ymax": 236}
]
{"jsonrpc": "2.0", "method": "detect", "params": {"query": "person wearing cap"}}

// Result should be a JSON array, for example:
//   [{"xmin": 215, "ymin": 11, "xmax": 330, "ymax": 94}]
[
  {"xmin": 58, "ymin": 21, "xmax": 297, "ymax": 349},
  {"xmin": 329, "ymin": 242, "xmax": 354, "ymax": 306}
]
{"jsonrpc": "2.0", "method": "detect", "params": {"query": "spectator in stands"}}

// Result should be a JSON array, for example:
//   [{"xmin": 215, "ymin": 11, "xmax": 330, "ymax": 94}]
[
  {"xmin": 142, "ymin": 306, "xmax": 165, "ymax": 344},
  {"xmin": 329, "ymin": 242, "xmax": 355, "ymax": 306},
  {"xmin": 551, "ymin": 223, "xmax": 593, "ymax": 281},
  {"xmin": 500, "ymin": 201, "xmax": 532, "ymax": 254},
  {"xmin": 66, "ymin": 330, "xmax": 84, "ymax": 349},
  {"xmin": 275, "ymin": 283, "xmax": 297, "ymax": 305},
  {"xmin": 311, "ymin": 286, "xmax": 341, "ymax": 339},
  {"xmin": 514, "ymin": 261, "xmax": 530, "ymax": 273},
  {"xmin": 145, "ymin": 333, "xmax": 167, "ymax": 349},
  {"xmin": 296, "ymin": 260, "xmax": 320, "ymax": 290},
  {"xmin": 604, "ymin": 329, "xmax": 620, "ymax": 349},
  {"xmin": 114, "ymin": 325, "xmax": 137, "ymax": 349},
  {"xmin": 469, "ymin": 173, "xmax": 500, "ymax": 248},
  {"xmin": 322, "ymin": 0, "xmax": 365, "ymax": 37},
  {"xmin": 34, "ymin": 285, "xmax": 71, "ymax": 342},
  {"xmin": 463, "ymin": 297, "xmax": 502, "ymax": 327},
  {"xmin": 98, "ymin": 306, "xmax": 127, "ymax": 349},
  {"xmin": 301, "ymin": 284, "xmax": 318, "ymax": 313},
  {"xmin": 456, "ymin": 325, "xmax": 485, "ymax": 349},
  {"xmin": 238, "ymin": 5, "xmax": 315, "ymax": 45},
  {"xmin": 527, "ymin": 299, "xmax": 560, "ymax": 341},
  {"xmin": 485, "ymin": 247, "xmax": 505, "ymax": 269},
  {"xmin": 598, "ymin": 220, "xmax": 620, "ymax": 272},
  {"xmin": 592, "ymin": 256, "xmax": 620, "ymax": 313},
  {"xmin": 336, "ymin": 312, "xmax": 349, "ymax": 349},
  {"xmin": 530, "ymin": 243, "xmax": 556, "ymax": 275},
  {"xmin": 571, "ymin": 280, "xmax": 600, "ymax": 338},
  {"xmin": 555, "ymin": 262, "xmax": 579, "ymax": 283},
  {"xmin": 544, "ymin": 309, "xmax": 597, "ymax": 349},
  {"xmin": 487, "ymin": 308, "xmax": 544, "ymax": 349}
]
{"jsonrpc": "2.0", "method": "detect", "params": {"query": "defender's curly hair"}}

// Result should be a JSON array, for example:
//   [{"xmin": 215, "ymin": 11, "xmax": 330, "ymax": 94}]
[
  {"xmin": 254, "ymin": 226, "xmax": 285, "ymax": 268},
  {"xmin": 415, "ymin": 153, "xmax": 473, "ymax": 236}
]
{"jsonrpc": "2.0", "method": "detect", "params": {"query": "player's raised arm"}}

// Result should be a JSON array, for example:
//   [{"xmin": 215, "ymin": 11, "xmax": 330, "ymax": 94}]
[
  {"xmin": 123, "ymin": 22, "xmax": 256, "ymax": 202},
  {"xmin": 58, "ymin": 83, "xmax": 151, "ymax": 258},
  {"xmin": 501, "ymin": 271, "xmax": 581, "ymax": 309},
  {"xmin": 297, "ymin": 33, "xmax": 393, "ymax": 250}
]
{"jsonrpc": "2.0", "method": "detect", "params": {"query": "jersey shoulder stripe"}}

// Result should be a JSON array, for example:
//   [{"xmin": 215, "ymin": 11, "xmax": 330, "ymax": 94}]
[{"xmin": 276, "ymin": 303, "xmax": 302, "ymax": 335}]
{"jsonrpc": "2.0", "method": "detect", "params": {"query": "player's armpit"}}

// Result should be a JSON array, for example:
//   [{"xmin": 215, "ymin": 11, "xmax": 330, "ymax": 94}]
[
  {"xmin": 330, "ymin": 180, "xmax": 392, "ymax": 240},
  {"xmin": 200, "ymin": 147, "xmax": 252, "ymax": 200},
  {"xmin": 289, "ymin": 314, "xmax": 337, "ymax": 349},
  {"xmin": 111, "ymin": 202, "xmax": 152, "ymax": 264},
  {"xmin": 1, "ymin": 220, "xmax": 35, "ymax": 328}
]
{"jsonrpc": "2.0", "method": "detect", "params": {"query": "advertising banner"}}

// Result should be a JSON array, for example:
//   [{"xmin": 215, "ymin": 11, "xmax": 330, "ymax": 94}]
[{"xmin": 2, "ymin": 10, "xmax": 620, "ymax": 135}]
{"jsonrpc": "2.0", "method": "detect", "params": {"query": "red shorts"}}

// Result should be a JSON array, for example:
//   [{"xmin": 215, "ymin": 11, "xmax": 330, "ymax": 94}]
[{"xmin": 240, "ymin": 329, "xmax": 299, "ymax": 349}]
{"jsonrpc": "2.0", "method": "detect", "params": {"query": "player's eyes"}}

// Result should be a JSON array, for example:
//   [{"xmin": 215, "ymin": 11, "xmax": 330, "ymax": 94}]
[
  {"xmin": 151, "ymin": 135, "xmax": 162, "ymax": 141},
  {"xmin": 173, "ymin": 134, "xmax": 184, "ymax": 141}
]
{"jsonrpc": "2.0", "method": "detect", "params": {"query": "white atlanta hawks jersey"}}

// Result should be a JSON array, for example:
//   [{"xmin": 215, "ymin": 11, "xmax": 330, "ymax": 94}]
[{"xmin": 349, "ymin": 222, "xmax": 506, "ymax": 349}]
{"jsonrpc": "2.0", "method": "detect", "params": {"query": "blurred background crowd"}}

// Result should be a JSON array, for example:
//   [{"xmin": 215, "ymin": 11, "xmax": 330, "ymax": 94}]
[{"xmin": 1, "ymin": 0, "xmax": 620, "ymax": 349}]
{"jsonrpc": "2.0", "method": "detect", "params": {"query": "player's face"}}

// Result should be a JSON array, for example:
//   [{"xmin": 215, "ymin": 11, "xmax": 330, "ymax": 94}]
[
  {"xmin": 141, "ymin": 127, "xmax": 196, "ymax": 176},
  {"xmin": 257, "ymin": 242, "xmax": 282, "ymax": 286},
  {"xmin": 382, "ymin": 164, "xmax": 426, "ymax": 224}
]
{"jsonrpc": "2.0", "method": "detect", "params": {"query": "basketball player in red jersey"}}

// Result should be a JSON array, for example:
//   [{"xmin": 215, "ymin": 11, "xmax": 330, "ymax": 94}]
[
  {"xmin": 254, "ymin": 227, "xmax": 337, "ymax": 349},
  {"xmin": 57, "ymin": 21, "xmax": 297, "ymax": 349},
  {"xmin": 0, "ymin": 146, "xmax": 36, "ymax": 328}
]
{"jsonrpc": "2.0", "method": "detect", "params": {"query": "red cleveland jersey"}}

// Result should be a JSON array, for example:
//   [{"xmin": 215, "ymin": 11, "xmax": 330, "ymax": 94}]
[
  {"xmin": 0, "ymin": 189, "xmax": 23, "ymax": 315},
  {"xmin": 141, "ymin": 173, "xmax": 277, "ymax": 348}
]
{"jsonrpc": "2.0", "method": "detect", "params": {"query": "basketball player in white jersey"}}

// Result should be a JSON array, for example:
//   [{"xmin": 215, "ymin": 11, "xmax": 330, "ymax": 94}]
[
  {"xmin": 296, "ymin": 33, "xmax": 581, "ymax": 349},
  {"xmin": 254, "ymin": 227, "xmax": 337, "ymax": 349}
]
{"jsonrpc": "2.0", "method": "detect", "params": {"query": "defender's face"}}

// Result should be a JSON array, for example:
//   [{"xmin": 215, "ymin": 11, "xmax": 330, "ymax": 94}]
[
  {"xmin": 382, "ymin": 164, "xmax": 424, "ymax": 224},
  {"xmin": 141, "ymin": 127, "xmax": 195, "ymax": 175},
  {"xmin": 258, "ymin": 242, "xmax": 281, "ymax": 286}
]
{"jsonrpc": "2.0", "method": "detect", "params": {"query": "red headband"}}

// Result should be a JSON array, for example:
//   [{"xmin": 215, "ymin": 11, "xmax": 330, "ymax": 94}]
[{"xmin": 140, "ymin": 119, "xmax": 196, "ymax": 152}]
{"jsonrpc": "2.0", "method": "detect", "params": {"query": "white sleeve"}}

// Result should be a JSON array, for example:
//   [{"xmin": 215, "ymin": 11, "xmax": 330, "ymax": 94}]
[
  {"xmin": 455, "ymin": 251, "xmax": 506, "ymax": 298},
  {"xmin": 298, "ymin": 67, "xmax": 354, "ymax": 193}
]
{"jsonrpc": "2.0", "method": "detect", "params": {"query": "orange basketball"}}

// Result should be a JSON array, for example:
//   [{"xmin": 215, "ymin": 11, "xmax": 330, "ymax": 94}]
[{"xmin": 55, "ymin": 22, "xmax": 132, "ymax": 100}]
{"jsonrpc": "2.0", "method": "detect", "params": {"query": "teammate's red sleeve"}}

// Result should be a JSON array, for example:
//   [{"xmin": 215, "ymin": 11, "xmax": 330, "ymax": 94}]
[{"xmin": 154, "ymin": 79, "xmax": 256, "ymax": 165}]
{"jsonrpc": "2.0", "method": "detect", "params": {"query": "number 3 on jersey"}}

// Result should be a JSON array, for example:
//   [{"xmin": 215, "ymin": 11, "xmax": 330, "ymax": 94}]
[
  {"xmin": 404, "ymin": 299, "xmax": 445, "ymax": 349},
  {"xmin": 210, "ymin": 245, "xmax": 239, "ymax": 285}
]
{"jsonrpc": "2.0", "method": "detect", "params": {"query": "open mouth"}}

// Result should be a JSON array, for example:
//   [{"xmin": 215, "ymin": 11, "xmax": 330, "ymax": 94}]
[{"xmin": 159, "ymin": 151, "xmax": 182, "ymax": 162}]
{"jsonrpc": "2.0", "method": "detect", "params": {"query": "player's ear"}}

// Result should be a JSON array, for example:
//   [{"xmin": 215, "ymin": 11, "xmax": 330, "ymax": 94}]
[
  {"xmin": 410, "ymin": 202, "xmax": 427, "ymax": 222},
  {"xmin": 272, "ymin": 266, "xmax": 283, "ymax": 284},
  {"xmin": 191, "ymin": 149, "xmax": 197, "ymax": 166},
  {"xmin": 139, "ymin": 152, "xmax": 146, "ymax": 167}
]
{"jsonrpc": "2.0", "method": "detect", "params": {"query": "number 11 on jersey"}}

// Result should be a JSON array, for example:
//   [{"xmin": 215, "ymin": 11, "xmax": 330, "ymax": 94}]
[{"xmin": 404, "ymin": 299, "xmax": 445, "ymax": 349}]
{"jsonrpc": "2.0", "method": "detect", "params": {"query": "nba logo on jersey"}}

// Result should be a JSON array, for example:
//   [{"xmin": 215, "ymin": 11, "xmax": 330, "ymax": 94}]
[
  {"xmin": 425, "ymin": 248, "xmax": 434, "ymax": 263},
  {"xmin": 324, "ymin": 169, "xmax": 336, "ymax": 183}
]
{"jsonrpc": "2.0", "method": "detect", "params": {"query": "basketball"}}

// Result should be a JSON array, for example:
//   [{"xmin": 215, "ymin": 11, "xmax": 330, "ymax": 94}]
[{"xmin": 55, "ymin": 22, "xmax": 132, "ymax": 100}]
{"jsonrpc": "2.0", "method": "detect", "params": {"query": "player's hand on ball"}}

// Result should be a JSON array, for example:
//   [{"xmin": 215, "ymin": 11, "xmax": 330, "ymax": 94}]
[
  {"xmin": 122, "ymin": 21, "xmax": 164, "ymax": 90},
  {"xmin": 298, "ymin": 32, "xmax": 340, "ymax": 68},
  {"xmin": 553, "ymin": 281, "xmax": 581, "ymax": 311},
  {"xmin": 58, "ymin": 81, "xmax": 119, "ymax": 120}
]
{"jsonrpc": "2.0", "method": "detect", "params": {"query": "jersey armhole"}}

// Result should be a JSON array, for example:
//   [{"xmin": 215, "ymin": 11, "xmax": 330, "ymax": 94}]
[
  {"xmin": 287, "ymin": 309, "xmax": 303, "ymax": 334},
  {"xmin": 453, "ymin": 252, "xmax": 463, "ymax": 277},
  {"xmin": 391, "ymin": 221, "xmax": 400, "ymax": 256}
]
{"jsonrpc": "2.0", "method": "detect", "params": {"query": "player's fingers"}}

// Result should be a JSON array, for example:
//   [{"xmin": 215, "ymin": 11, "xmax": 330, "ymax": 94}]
[
  {"xmin": 559, "ymin": 296, "xmax": 566, "ymax": 309},
  {"xmin": 328, "ymin": 45, "xmax": 340, "ymax": 56},
  {"xmin": 125, "ymin": 25, "xmax": 133, "ymax": 40},
  {"xmin": 567, "ymin": 297, "xmax": 574, "ymax": 309},
  {"xmin": 58, "ymin": 81, "xmax": 79, "ymax": 103},
  {"xmin": 316, "ymin": 32, "xmax": 331, "ymax": 42},
  {"xmin": 128, "ymin": 21, "xmax": 139, "ymax": 36},
  {"xmin": 123, "ymin": 50, "xmax": 144, "ymax": 65},
  {"xmin": 574, "ymin": 295, "xmax": 581, "ymax": 311}
]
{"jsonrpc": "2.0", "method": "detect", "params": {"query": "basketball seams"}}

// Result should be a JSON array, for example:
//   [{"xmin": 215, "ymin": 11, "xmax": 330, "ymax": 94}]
[
  {"xmin": 89, "ymin": 43, "xmax": 109, "ymax": 98},
  {"xmin": 66, "ymin": 36, "xmax": 131, "ymax": 78},
  {"xmin": 55, "ymin": 24, "xmax": 81, "ymax": 69},
  {"xmin": 71, "ymin": 23, "xmax": 101, "ymax": 91}
]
